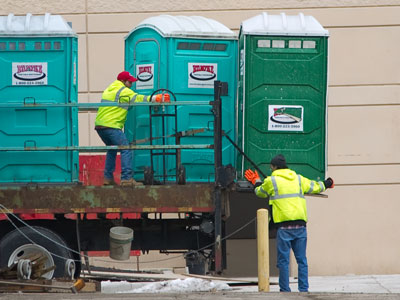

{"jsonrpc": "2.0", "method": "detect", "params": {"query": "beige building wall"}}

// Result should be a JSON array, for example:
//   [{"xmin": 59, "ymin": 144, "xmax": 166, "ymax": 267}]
[{"xmin": 2, "ymin": 0, "xmax": 400, "ymax": 276}]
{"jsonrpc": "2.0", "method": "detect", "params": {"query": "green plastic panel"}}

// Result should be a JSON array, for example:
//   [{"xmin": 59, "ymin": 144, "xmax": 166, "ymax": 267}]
[{"xmin": 239, "ymin": 35, "xmax": 328, "ymax": 180}]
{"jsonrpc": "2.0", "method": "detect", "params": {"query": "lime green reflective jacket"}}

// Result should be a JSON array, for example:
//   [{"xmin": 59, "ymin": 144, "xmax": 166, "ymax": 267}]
[
  {"xmin": 255, "ymin": 169, "xmax": 326, "ymax": 223},
  {"xmin": 95, "ymin": 80, "xmax": 150, "ymax": 129}
]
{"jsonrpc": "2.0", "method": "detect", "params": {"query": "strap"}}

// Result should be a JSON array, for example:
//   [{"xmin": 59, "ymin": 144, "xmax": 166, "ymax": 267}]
[
  {"xmin": 318, "ymin": 181, "xmax": 325, "ymax": 192},
  {"xmin": 298, "ymin": 175, "xmax": 302, "ymax": 194},
  {"xmin": 100, "ymin": 98, "xmax": 128, "ymax": 111},
  {"xmin": 307, "ymin": 181, "xmax": 315, "ymax": 194},
  {"xmin": 100, "ymin": 86, "xmax": 129, "ymax": 110},
  {"xmin": 256, "ymin": 185, "xmax": 268, "ymax": 197},
  {"xmin": 270, "ymin": 175, "xmax": 304, "ymax": 200},
  {"xmin": 115, "ymin": 86, "xmax": 125, "ymax": 102},
  {"xmin": 271, "ymin": 176, "xmax": 279, "ymax": 196}
]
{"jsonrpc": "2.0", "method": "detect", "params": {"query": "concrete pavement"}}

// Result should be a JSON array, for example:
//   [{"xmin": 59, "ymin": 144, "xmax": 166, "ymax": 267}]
[{"xmin": 1, "ymin": 274, "xmax": 400, "ymax": 299}]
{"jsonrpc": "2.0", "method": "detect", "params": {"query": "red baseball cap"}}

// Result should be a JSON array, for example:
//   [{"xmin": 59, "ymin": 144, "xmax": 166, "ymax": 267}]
[{"xmin": 117, "ymin": 71, "xmax": 137, "ymax": 82}]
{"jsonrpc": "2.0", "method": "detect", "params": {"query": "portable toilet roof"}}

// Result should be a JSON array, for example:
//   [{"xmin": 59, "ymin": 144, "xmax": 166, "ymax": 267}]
[
  {"xmin": 127, "ymin": 15, "xmax": 236, "ymax": 39},
  {"xmin": 0, "ymin": 13, "xmax": 76, "ymax": 37},
  {"xmin": 240, "ymin": 12, "xmax": 329, "ymax": 36}
]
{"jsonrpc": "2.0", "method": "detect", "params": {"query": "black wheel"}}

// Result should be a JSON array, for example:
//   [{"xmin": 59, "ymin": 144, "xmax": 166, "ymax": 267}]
[{"xmin": 0, "ymin": 226, "xmax": 74, "ymax": 279}]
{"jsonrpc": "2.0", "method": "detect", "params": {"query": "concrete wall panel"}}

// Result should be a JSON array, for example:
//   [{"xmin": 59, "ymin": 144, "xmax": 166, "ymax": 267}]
[
  {"xmin": 64, "ymin": 14, "xmax": 87, "ymax": 34},
  {"xmin": 307, "ymin": 185, "xmax": 400, "ymax": 275},
  {"xmin": 86, "ymin": 7, "xmax": 400, "ymax": 33},
  {"xmin": 0, "ymin": 0, "xmax": 85, "ymax": 14},
  {"xmin": 86, "ymin": 0, "xmax": 400, "ymax": 13},
  {"xmin": 328, "ymin": 165, "xmax": 400, "ymax": 185},
  {"xmin": 328, "ymin": 106, "xmax": 400, "ymax": 165},
  {"xmin": 329, "ymin": 86, "xmax": 400, "ymax": 106},
  {"xmin": 77, "ymin": 34, "xmax": 88, "ymax": 92},
  {"xmin": 78, "ymin": 113, "xmax": 90, "ymax": 146},
  {"xmin": 329, "ymin": 27, "xmax": 400, "ymax": 86},
  {"xmin": 87, "ymin": 34, "xmax": 125, "ymax": 92}
]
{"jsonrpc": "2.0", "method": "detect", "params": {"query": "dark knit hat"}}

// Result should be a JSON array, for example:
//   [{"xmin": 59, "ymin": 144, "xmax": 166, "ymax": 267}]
[{"xmin": 270, "ymin": 154, "xmax": 287, "ymax": 169}]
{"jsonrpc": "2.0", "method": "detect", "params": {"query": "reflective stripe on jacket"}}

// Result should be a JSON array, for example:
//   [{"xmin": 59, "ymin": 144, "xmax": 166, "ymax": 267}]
[
  {"xmin": 95, "ymin": 80, "xmax": 150, "ymax": 129},
  {"xmin": 255, "ymin": 168, "xmax": 326, "ymax": 224}
]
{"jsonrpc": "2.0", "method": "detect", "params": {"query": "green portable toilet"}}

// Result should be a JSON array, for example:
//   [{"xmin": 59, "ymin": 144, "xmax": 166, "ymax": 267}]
[
  {"xmin": 125, "ymin": 15, "xmax": 237, "ymax": 182},
  {"xmin": 238, "ymin": 12, "xmax": 329, "ymax": 180},
  {"xmin": 0, "ymin": 13, "xmax": 79, "ymax": 184}
]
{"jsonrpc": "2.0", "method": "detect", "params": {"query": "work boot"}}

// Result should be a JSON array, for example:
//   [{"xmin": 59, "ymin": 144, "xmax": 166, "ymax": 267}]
[
  {"xmin": 120, "ymin": 178, "xmax": 143, "ymax": 187},
  {"xmin": 103, "ymin": 178, "xmax": 116, "ymax": 186}
]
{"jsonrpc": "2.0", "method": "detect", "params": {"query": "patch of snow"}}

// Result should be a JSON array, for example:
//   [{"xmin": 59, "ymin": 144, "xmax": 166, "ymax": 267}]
[{"xmin": 101, "ymin": 278, "xmax": 231, "ymax": 294}]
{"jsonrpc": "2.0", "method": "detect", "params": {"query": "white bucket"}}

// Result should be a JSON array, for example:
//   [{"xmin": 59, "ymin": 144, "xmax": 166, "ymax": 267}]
[{"xmin": 109, "ymin": 226, "xmax": 134, "ymax": 261}]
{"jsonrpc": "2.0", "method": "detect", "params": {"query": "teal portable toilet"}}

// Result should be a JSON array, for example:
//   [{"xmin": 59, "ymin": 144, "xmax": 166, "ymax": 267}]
[
  {"xmin": 0, "ymin": 13, "xmax": 79, "ymax": 184},
  {"xmin": 124, "ymin": 15, "xmax": 237, "ymax": 182},
  {"xmin": 238, "ymin": 13, "xmax": 329, "ymax": 180}
]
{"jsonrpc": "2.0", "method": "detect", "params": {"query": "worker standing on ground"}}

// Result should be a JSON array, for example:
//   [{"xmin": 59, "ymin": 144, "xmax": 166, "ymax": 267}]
[
  {"xmin": 245, "ymin": 154, "xmax": 334, "ymax": 292},
  {"xmin": 95, "ymin": 71, "xmax": 169, "ymax": 186}
]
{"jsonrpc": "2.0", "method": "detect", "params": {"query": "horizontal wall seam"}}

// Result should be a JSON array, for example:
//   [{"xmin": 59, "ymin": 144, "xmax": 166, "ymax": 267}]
[
  {"xmin": 328, "ymin": 163, "xmax": 400, "ymax": 166},
  {"xmin": 330, "ymin": 84, "xmax": 400, "ymax": 87},
  {"xmin": 325, "ymin": 24, "xmax": 400, "ymax": 28},
  {"xmin": 333, "ymin": 183, "xmax": 400, "ymax": 186},
  {"xmin": 54, "ymin": 5, "xmax": 400, "ymax": 16},
  {"xmin": 328, "ymin": 104, "xmax": 400, "ymax": 107}
]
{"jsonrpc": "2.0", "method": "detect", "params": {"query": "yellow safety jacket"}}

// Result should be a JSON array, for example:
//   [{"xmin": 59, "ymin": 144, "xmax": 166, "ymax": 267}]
[
  {"xmin": 255, "ymin": 169, "xmax": 326, "ymax": 224},
  {"xmin": 95, "ymin": 80, "xmax": 150, "ymax": 129}
]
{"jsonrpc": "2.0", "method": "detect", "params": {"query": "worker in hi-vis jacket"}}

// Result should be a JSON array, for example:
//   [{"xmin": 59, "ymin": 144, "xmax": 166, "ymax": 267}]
[
  {"xmin": 245, "ymin": 154, "xmax": 334, "ymax": 292},
  {"xmin": 95, "ymin": 71, "xmax": 169, "ymax": 186}
]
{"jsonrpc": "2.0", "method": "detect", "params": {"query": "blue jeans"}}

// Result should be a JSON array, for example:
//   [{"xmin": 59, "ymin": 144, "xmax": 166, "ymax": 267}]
[
  {"xmin": 96, "ymin": 128, "xmax": 133, "ymax": 180},
  {"xmin": 276, "ymin": 226, "xmax": 308, "ymax": 292}
]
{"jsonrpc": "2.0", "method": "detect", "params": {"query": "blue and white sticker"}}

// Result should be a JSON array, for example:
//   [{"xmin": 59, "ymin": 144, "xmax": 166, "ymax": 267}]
[
  {"xmin": 12, "ymin": 62, "xmax": 48, "ymax": 85},
  {"xmin": 268, "ymin": 105, "xmax": 304, "ymax": 131}
]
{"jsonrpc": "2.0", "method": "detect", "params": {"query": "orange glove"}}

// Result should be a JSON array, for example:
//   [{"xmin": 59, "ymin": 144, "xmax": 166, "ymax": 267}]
[
  {"xmin": 163, "ymin": 93, "xmax": 170, "ymax": 103},
  {"xmin": 245, "ymin": 169, "xmax": 261, "ymax": 185},
  {"xmin": 153, "ymin": 93, "xmax": 171, "ymax": 103}
]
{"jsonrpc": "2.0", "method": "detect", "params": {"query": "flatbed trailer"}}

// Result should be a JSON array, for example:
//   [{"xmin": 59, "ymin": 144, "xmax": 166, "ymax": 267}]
[
  {"xmin": 0, "ymin": 183, "xmax": 230, "ymax": 277},
  {"xmin": 0, "ymin": 81, "xmax": 232, "ymax": 279}
]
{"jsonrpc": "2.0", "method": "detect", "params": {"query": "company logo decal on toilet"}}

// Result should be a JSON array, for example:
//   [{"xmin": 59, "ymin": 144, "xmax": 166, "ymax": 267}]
[
  {"xmin": 136, "ymin": 64, "xmax": 154, "ymax": 90},
  {"xmin": 188, "ymin": 63, "xmax": 217, "ymax": 88},
  {"xmin": 137, "ymin": 65, "xmax": 153, "ymax": 82},
  {"xmin": 268, "ymin": 105, "xmax": 304, "ymax": 132},
  {"xmin": 12, "ymin": 62, "xmax": 48, "ymax": 85}
]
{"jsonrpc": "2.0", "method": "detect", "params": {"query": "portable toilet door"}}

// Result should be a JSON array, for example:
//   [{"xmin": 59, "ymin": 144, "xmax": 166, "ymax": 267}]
[
  {"xmin": 0, "ymin": 13, "xmax": 79, "ymax": 184},
  {"xmin": 125, "ymin": 15, "xmax": 237, "ymax": 182},
  {"xmin": 238, "ymin": 12, "xmax": 329, "ymax": 180}
]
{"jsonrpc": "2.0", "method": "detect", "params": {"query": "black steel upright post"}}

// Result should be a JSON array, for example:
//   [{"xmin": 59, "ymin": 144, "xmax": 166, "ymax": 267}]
[{"xmin": 213, "ymin": 80, "xmax": 223, "ymax": 274}]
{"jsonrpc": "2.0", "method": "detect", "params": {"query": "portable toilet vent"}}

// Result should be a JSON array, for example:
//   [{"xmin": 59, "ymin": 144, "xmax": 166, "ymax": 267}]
[
  {"xmin": 125, "ymin": 15, "xmax": 237, "ymax": 182},
  {"xmin": 238, "ymin": 13, "xmax": 329, "ymax": 180},
  {"xmin": 0, "ymin": 13, "xmax": 79, "ymax": 184}
]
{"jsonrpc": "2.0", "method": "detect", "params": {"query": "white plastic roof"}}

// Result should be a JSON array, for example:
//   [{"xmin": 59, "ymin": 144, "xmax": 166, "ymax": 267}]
[
  {"xmin": 127, "ymin": 15, "xmax": 236, "ymax": 39},
  {"xmin": 241, "ymin": 12, "xmax": 329, "ymax": 37},
  {"xmin": 0, "ymin": 13, "xmax": 76, "ymax": 37}
]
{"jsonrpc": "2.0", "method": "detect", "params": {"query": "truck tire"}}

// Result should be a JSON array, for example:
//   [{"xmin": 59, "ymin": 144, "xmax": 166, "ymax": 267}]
[{"xmin": 0, "ymin": 226, "xmax": 74, "ymax": 279}]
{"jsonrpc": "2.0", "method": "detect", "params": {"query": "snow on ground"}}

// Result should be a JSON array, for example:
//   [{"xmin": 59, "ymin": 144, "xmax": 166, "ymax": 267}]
[
  {"xmin": 102, "ymin": 275, "xmax": 400, "ymax": 294},
  {"xmin": 101, "ymin": 278, "xmax": 231, "ymax": 294}
]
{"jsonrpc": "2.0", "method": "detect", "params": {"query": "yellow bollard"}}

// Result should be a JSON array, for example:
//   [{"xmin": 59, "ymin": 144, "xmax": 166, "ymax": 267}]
[{"xmin": 257, "ymin": 208, "xmax": 270, "ymax": 292}]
